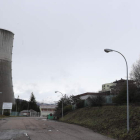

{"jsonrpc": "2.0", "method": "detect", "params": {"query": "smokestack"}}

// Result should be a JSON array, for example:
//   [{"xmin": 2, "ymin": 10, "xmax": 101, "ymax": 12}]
[{"xmin": 0, "ymin": 29, "xmax": 15, "ymax": 110}]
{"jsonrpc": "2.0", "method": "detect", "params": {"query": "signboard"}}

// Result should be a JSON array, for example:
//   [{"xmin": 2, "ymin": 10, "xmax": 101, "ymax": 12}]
[{"xmin": 2, "ymin": 102, "xmax": 12, "ymax": 109}]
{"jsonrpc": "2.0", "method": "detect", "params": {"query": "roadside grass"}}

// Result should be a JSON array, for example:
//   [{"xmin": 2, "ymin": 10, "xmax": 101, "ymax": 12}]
[
  {"xmin": 0, "ymin": 115, "xmax": 9, "ymax": 119},
  {"xmin": 59, "ymin": 105, "xmax": 140, "ymax": 140}
]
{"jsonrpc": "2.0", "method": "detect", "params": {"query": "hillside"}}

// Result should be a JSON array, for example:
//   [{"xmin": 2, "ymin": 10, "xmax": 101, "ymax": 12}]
[{"xmin": 60, "ymin": 106, "xmax": 140, "ymax": 140}]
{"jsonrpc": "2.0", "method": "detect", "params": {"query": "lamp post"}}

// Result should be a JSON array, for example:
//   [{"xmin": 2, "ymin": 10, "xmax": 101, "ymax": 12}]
[
  {"xmin": 55, "ymin": 91, "xmax": 63, "ymax": 119},
  {"xmin": 104, "ymin": 49, "xmax": 129, "ymax": 133}
]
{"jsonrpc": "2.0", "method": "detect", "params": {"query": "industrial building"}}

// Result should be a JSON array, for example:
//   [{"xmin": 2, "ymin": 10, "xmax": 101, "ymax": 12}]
[
  {"xmin": 0, "ymin": 29, "xmax": 15, "ymax": 112},
  {"xmin": 40, "ymin": 104, "xmax": 56, "ymax": 117}
]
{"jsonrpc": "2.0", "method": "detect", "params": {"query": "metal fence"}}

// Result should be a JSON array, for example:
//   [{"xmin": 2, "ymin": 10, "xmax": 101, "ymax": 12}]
[
  {"xmin": 10, "ymin": 111, "xmax": 40, "ymax": 117},
  {"xmin": 30, "ymin": 112, "xmax": 40, "ymax": 117}
]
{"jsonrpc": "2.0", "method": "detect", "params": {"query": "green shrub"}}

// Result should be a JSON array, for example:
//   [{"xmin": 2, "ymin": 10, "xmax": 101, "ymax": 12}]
[
  {"xmin": 113, "ymin": 83, "xmax": 140, "ymax": 105},
  {"xmin": 63, "ymin": 105, "xmax": 72, "ymax": 113},
  {"xmin": 76, "ymin": 100, "xmax": 85, "ymax": 109},
  {"xmin": 3, "ymin": 111, "xmax": 10, "ymax": 116},
  {"xmin": 87, "ymin": 95, "xmax": 106, "ymax": 107}
]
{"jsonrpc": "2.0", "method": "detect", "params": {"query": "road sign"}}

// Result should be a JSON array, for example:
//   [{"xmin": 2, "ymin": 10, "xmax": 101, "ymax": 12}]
[{"xmin": 2, "ymin": 102, "xmax": 12, "ymax": 109}]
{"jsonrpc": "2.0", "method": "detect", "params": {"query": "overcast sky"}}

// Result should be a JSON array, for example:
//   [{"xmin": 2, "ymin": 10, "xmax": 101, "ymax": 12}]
[{"xmin": 0, "ymin": 0, "xmax": 140, "ymax": 103}]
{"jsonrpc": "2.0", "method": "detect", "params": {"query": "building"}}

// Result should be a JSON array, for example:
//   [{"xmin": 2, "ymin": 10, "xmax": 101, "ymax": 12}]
[
  {"xmin": 0, "ymin": 29, "xmax": 15, "ymax": 111},
  {"xmin": 73, "ymin": 78, "xmax": 135, "ymax": 109},
  {"xmin": 40, "ymin": 104, "xmax": 56, "ymax": 117},
  {"xmin": 74, "ymin": 91, "xmax": 114, "ymax": 104},
  {"xmin": 100, "ymin": 78, "xmax": 134, "ymax": 93},
  {"xmin": 101, "ymin": 82, "xmax": 116, "ymax": 92}
]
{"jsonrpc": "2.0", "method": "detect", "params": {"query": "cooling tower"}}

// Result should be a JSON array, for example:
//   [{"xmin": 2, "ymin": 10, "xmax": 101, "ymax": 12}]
[{"xmin": 0, "ymin": 29, "xmax": 15, "ymax": 110}]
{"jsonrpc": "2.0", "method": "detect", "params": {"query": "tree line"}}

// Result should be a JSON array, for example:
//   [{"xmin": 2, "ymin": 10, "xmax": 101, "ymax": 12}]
[{"xmin": 12, "ymin": 92, "xmax": 40, "ymax": 112}]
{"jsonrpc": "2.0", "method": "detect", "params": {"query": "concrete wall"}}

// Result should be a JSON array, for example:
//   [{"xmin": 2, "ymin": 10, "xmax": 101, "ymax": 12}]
[{"xmin": 0, "ymin": 29, "xmax": 15, "ymax": 110}]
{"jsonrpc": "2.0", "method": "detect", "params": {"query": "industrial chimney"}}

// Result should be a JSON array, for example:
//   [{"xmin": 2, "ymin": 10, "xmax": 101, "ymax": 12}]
[{"xmin": 0, "ymin": 29, "xmax": 15, "ymax": 110}]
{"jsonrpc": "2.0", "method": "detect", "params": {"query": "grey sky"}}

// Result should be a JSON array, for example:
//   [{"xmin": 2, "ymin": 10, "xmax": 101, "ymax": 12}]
[{"xmin": 0, "ymin": 0, "xmax": 140, "ymax": 103}]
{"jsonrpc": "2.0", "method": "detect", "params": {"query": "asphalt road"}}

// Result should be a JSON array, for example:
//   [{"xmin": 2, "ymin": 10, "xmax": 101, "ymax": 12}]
[{"xmin": 0, "ymin": 117, "xmax": 115, "ymax": 140}]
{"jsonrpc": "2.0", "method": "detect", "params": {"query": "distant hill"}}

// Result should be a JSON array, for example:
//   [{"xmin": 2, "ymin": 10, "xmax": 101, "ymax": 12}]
[
  {"xmin": 14, "ymin": 98, "xmax": 56, "ymax": 106},
  {"xmin": 36, "ymin": 102, "xmax": 55, "ymax": 106}
]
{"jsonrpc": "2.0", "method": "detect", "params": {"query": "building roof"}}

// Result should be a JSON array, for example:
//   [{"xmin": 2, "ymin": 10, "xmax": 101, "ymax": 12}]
[
  {"xmin": 74, "ymin": 78, "xmax": 135, "ymax": 98},
  {"xmin": 40, "ymin": 104, "xmax": 56, "ymax": 109},
  {"xmin": 74, "ymin": 91, "xmax": 111, "ymax": 98}
]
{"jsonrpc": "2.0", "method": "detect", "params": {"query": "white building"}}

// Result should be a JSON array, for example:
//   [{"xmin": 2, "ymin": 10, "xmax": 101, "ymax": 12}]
[
  {"xmin": 74, "ymin": 92, "xmax": 115, "ymax": 105},
  {"xmin": 76, "ymin": 92, "xmax": 97, "ymax": 100},
  {"xmin": 101, "ymin": 82, "xmax": 116, "ymax": 92},
  {"xmin": 40, "ymin": 104, "xmax": 56, "ymax": 117}
]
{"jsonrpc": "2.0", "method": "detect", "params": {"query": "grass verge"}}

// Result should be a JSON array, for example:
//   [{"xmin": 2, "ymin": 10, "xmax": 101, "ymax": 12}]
[{"xmin": 59, "ymin": 105, "xmax": 140, "ymax": 140}]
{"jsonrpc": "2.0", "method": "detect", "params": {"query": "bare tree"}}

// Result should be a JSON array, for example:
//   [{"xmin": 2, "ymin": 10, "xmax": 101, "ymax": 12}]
[{"xmin": 130, "ymin": 57, "xmax": 140, "ymax": 87}]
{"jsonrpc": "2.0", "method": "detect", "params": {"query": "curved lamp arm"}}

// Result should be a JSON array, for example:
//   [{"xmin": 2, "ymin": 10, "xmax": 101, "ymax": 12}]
[{"xmin": 55, "ymin": 91, "xmax": 63, "ymax": 97}]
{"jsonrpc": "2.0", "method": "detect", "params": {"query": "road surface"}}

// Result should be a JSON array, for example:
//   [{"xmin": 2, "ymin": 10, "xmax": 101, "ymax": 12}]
[{"xmin": 0, "ymin": 117, "xmax": 115, "ymax": 140}]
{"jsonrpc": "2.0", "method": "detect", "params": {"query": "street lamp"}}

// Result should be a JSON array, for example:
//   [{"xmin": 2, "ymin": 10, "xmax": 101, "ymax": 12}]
[
  {"xmin": 104, "ymin": 49, "xmax": 129, "ymax": 133},
  {"xmin": 55, "ymin": 91, "xmax": 63, "ymax": 119}
]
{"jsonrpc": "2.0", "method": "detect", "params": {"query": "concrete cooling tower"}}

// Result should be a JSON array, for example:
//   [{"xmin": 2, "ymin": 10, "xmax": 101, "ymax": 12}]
[{"xmin": 0, "ymin": 29, "xmax": 15, "ymax": 110}]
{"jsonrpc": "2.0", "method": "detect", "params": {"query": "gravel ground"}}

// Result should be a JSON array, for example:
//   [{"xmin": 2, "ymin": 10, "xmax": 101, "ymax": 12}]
[{"xmin": 0, "ymin": 117, "xmax": 115, "ymax": 140}]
